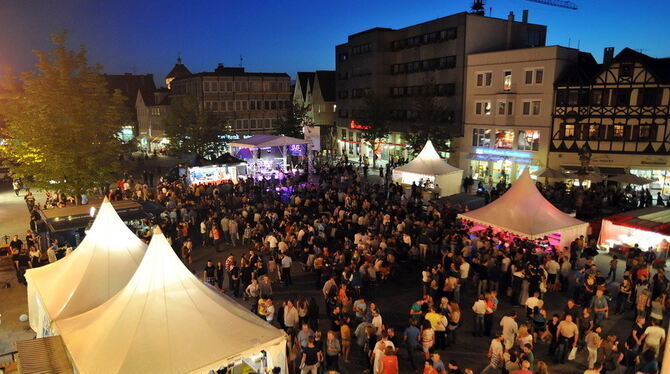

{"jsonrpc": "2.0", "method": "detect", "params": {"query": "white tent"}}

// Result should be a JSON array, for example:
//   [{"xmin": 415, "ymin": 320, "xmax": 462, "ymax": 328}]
[
  {"xmin": 25, "ymin": 198, "xmax": 147, "ymax": 338},
  {"xmin": 393, "ymin": 140, "xmax": 464, "ymax": 196},
  {"xmin": 457, "ymin": 168, "xmax": 588, "ymax": 248},
  {"xmin": 229, "ymin": 134, "xmax": 310, "ymax": 148},
  {"xmin": 54, "ymin": 230, "xmax": 287, "ymax": 374}
]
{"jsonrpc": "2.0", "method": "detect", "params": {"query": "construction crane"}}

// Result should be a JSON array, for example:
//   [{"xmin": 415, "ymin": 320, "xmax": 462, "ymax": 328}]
[{"xmin": 527, "ymin": 0, "xmax": 577, "ymax": 10}]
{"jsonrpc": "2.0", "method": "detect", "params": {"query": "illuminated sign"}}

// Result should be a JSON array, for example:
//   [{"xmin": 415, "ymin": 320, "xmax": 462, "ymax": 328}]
[
  {"xmin": 474, "ymin": 148, "xmax": 532, "ymax": 158},
  {"xmin": 350, "ymin": 120, "xmax": 371, "ymax": 130}
]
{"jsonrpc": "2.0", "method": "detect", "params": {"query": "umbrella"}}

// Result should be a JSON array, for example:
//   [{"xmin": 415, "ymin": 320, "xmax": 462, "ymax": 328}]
[
  {"xmin": 610, "ymin": 174, "xmax": 653, "ymax": 185},
  {"xmin": 533, "ymin": 168, "xmax": 568, "ymax": 179},
  {"xmin": 568, "ymin": 171, "xmax": 603, "ymax": 183}
]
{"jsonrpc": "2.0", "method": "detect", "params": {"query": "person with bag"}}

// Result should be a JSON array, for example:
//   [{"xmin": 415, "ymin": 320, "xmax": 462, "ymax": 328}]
[{"xmin": 555, "ymin": 314, "xmax": 579, "ymax": 364}]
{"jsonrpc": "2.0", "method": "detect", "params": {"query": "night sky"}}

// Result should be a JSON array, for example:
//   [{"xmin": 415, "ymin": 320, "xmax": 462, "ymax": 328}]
[{"xmin": 1, "ymin": 0, "xmax": 668, "ymax": 87}]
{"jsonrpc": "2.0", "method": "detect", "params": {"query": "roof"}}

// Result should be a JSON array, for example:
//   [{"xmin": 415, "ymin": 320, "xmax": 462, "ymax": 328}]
[
  {"xmin": 230, "ymin": 134, "xmax": 310, "ymax": 148},
  {"xmin": 165, "ymin": 60, "xmax": 192, "ymax": 80},
  {"xmin": 16, "ymin": 336, "xmax": 73, "ymax": 374},
  {"xmin": 458, "ymin": 169, "xmax": 588, "ymax": 239},
  {"xmin": 38, "ymin": 200, "xmax": 149, "ymax": 232},
  {"xmin": 555, "ymin": 52, "xmax": 600, "ymax": 86},
  {"xmin": 54, "ymin": 232, "xmax": 286, "ymax": 374},
  {"xmin": 604, "ymin": 206, "xmax": 670, "ymax": 236},
  {"xmin": 394, "ymin": 140, "xmax": 462, "ymax": 176},
  {"xmin": 614, "ymin": 48, "xmax": 670, "ymax": 83},
  {"xmin": 315, "ymin": 70, "xmax": 336, "ymax": 102},
  {"xmin": 176, "ymin": 68, "xmax": 290, "ymax": 80},
  {"xmin": 296, "ymin": 72, "xmax": 315, "ymax": 98},
  {"xmin": 26, "ymin": 199, "xmax": 147, "ymax": 327},
  {"xmin": 103, "ymin": 74, "xmax": 156, "ymax": 112}
]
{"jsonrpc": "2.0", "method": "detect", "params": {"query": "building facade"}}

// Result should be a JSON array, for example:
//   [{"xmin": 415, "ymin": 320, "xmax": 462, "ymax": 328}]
[
  {"xmin": 169, "ymin": 63, "xmax": 291, "ymax": 136},
  {"xmin": 549, "ymin": 48, "xmax": 670, "ymax": 196},
  {"xmin": 103, "ymin": 73, "xmax": 156, "ymax": 142},
  {"xmin": 335, "ymin": 10, "xmax": 547, "ymax": 164},
  {"xmin": 459, "ymin": 46, "xmax": 581, "ymax": 183},
  {"xmin": 136, "ymin": 88, "xmax": 170, "ymax": 151}
]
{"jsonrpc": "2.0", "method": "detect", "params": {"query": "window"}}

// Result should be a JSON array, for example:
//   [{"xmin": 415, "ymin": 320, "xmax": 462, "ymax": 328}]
[
  {"xmin": 639, "ymin": 124, "xmax": 652, "ymax": 139},
  {"xmin": 525, "ymin": 70, "xmax": 533, "ymax": 85},
  {"xmin": 612, "ymin": 124, "xmax": 624, "ymax": 139},
  {"xmin": 532, "ymin": 101, "xmax": 541, "ymax": 115},
  {"xmin": 590, "ymin": 89, "xmax": 603, "ymax": 106},
  {"xmin": 616, "ymin": 89, "xmax": 631, "ymax": 106},
  {"xmin": 250, "ymin": 101, "xmax": 256, "ymax": 110},
  {"xmin": 517, "ymin": 130, "xmax": 540, "ymax": 151},
  {"xmin": 476, "ymin": 72, "xmax": 492, "ymax": 87},
  {"xmin": 507, "ymin": 101, "xmax": 514, "ymax": 115},
  {"xmin": 503, "ymin": 71, "xmax": 512, "ymax": 91},
  {"xmin": 494, "ymin": 130, "xmax": 514, "ymax": 149},
  {"xmin": 472, "ymin": 128, "xmax": 491, "ymax": 147},
  {"xmin": 588, "ymin": 124, "xmax": 599, "ymax": 140},
  {"xmin": 522, "ymin": 100, "xmax": 540, "ymax": 115},
  {"xmin": 620, "ymin": 63, "xmax": 634, "ymax": 78},
  {"xmin": 435, "ymin": 83, "xmax": 455, "ymax": 96},
  {"xmin": 535, "ymin": 69, "xmax": 543, "ymax": 84},
  {"xmin": 338, "ymin": 90, "xmax": 349, "ymax": 99},
  {"xmin": 338, "ymin": 53, "xmax": 348, "ymax": 61},
  {"xmin": 523, "ymin": 101, "xmax": 531, "ymax": 115},
  {"xmin": 637, "ymin": 88, "xmax": 660, "ymax": 107},
  {"xmin": 498, "ymin": 100, "xmax": 506, "ymax": 115},
  {"xmin": 475, "ymin": 101, "xmax": 491, "ymax": 115},
  {"xmin": 564, "ymin": 124, "xmax": 575, "ymax": 139}
]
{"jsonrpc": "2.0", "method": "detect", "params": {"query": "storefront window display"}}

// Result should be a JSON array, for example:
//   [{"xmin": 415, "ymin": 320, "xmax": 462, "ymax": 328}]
[
  {"xmin": 517, "ymin": 130, "xmax": 540, "ymax": 151},
  {"xmin": 492, "ymin": 159, "xmax": 513, "ymax": 182},
  {"xmin": 494, "ymin": 130, "xmax": 514, "ymax": 149}
]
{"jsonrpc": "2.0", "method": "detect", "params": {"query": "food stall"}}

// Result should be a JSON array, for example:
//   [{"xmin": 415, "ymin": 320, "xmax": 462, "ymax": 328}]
[
  {"xmin": 187, "ymin": 153, "xmax": 247, "ymax": 185},
  {"xmin": 598, "ymin": 206, "xmax": 670, "ymax": 260}
]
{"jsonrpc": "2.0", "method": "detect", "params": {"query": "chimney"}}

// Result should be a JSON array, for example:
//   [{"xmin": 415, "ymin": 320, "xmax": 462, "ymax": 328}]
[
  {"xmin": 603, "ymin": 47, "xmax": 614, "ymax": 65},
  {"xmin": 522, "ymin": 9, "xmax": 528, "ymax": 23},
  {"xmin": 506, "ymin": 11, "xmax": 514, "ymax": 49}
]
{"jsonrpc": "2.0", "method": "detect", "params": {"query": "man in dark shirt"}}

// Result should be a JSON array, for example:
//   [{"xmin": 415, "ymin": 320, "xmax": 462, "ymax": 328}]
[
  {"xmin": 300, "ymin": 337, "xmax": 322, "ymax": 374},
  {"xmin": 10, "ymin": 235, "xmax": 23, "ymax": 252},
  {"xmin": 12, "ymin": 249, "xmax": 31, "ymax": 285},
  {"xmin": 203, "ymin": 260, "xmax": 216, "ymax": 285}
]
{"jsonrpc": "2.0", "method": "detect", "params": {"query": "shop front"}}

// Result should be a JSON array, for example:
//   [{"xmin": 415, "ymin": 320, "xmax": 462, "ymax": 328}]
[{"xmin": 468, "ymin": 148, "xmax": 540, "ymax": 185}]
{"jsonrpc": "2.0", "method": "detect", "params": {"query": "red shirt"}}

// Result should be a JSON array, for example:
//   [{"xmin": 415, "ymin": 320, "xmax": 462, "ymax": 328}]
[{"xmin": 511, "ymin": 370, "xmax": 533, "ymax": 374}]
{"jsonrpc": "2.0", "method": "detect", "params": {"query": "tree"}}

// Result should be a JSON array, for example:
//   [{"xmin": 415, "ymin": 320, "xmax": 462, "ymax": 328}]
[
  {"xmin": 358, "ymin": 95, "xmax": 391, "ymax": 167},
  {"xmin": 405, "ymin": 90, "xmax": 454, "ymax": 155},
  {"xmin": 0, "ymin": 31, "xmax": 126, "ymax": 197},
  {"xmin": 274, "ymin": 102, "xmax": 307, "ymax": 138},
  {"xmin": 163, "ymin": 95, "xmax": 230, "ymax": 158}
]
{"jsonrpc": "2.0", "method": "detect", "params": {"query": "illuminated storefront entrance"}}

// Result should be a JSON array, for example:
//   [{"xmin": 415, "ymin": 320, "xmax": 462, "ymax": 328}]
[{"xmin": 468, "ymin": 148, "xmax": 540, "ymax": 185}]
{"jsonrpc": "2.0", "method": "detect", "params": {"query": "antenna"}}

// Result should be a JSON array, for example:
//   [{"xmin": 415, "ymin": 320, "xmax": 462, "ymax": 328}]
[
  {"xmin": 177, "ymin": 51, "xmax": 182, "ymax": 64},
  {"xmin": 239, "ymin": 54, "xmax": 244, "ymax": 68}
]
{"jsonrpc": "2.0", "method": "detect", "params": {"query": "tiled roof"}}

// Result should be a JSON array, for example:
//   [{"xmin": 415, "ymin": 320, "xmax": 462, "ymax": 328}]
[
  {"xmin": 315, "ymin": 70, "xmax": 335, "ymax": 102},
  {"xmin": 555, "ymin": 52, "xmax": 600, "ymax": 86},
  {"xmin": 296, "ymin": 72, "xmax": 315, "ymax": 98},
  {"xmin": 165, "ymin": 63, "xmax": 191, "ymax": 80}
]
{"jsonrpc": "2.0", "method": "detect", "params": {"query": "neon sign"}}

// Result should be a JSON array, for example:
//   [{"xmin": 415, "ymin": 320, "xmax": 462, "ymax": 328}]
[
  {"xmin": 350, "ymin": 120, "xmax": 371, "ymax": 130},
  {"xmin": 474, "ymin": 147, "xmax": 532, "ymax": 158}
]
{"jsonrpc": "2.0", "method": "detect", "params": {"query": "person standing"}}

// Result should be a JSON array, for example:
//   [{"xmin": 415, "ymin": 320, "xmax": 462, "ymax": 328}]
[
  {"xmin": 481, "ymin": 333, "xmax": 505, "ymax": 374},
  {"xmin": 300, "ymin": 337, "xmax": 322, "ymax": 374},
  {"xmin": 379, "ymin": 346, "xmax": 399, "ymax": 374},
  {"xmin": 281, "ymin": 253, "xmax": 293, "ymax": 286},
  {"xmin": 590, "ymin": 289, "xmax": 609, "ymax": 326},
  {"xmin": 555, "ymin": 314, "xmax": 578, "ymax": 364},
  {"xmin": 324, "ymin": 330, "xmax": 341, "ymax": 371},
  {"xmin": 403, "ymin": 319, "xmax": 421, "ymax": 370},
  {"xmin": 640, "ymin": 319, "xmax": 665, "ymax": 359},
  {"xmin": 500, "ymin": 311, "xmax": 518, "ymax": 350},
  {"xmin": 472, "ymin": 296, "xmax": 488, "ymax": 337},
  {"xmin": 203, "ymin": 260, "xmax": 216, "ymax": 285},
  {"xmin": 12, "ymin": 179, "xmax": 21, "ymax": 196},
  {"xmin": 584, "ymin": 325, "xmax": 602, "ymax": 370}
]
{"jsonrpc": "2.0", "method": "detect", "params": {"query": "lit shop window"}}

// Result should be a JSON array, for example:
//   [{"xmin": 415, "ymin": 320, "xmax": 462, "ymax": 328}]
[
  {"xmin": 494, "ymin": 130, "xmax": 514, "ymax": 149},
  {"xmin": 517, "ymin": 130, "xmax": 540, "ymax": 151}
]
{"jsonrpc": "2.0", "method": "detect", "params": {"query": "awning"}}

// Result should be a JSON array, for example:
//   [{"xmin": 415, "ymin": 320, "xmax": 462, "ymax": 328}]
[
  {"xmin": 16, "ymin": 336, "xmax": 73, "ymax": 374},
  {"xmin": 561, "ymin": 165, "xmax": 626, "ymax": 175}
]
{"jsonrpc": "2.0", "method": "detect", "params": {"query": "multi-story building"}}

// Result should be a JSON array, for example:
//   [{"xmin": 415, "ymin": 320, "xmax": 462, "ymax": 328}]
[
  {"xmin": 549, "ymin": 47, "xmax": 670, "ymax": 197},
  {"xmin": 459, "ymin": 45, "xmax": 582, "ymax": 183},
  {"xmin": 135, "ymin": 88, "xmax": 170, "ymax": 151},
  {"xmin": 335, "ymin": 10, "xmax": 547, "ymax": 163},
  {"xmin": 169, "ymin": 63, "xmax": 291, "ymax": 136}
]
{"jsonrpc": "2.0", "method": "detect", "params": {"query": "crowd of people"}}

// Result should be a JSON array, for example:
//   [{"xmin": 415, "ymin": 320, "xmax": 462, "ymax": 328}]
[{"xmin": 9, "ymin": 155, "xmax": 669, "ymax": 374}]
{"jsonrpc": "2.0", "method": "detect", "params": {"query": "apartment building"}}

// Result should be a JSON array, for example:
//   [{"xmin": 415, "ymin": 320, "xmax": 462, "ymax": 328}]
[
  {"xmin": 335, "ymin": 10, "xmax": 547, "ymax": 163},
  {"xmin": 169, "ymin": 63, "xmax": 291, "ymax": 136},
  {"xmin": 549, "ymin": 48, "xmax": 670, "ymax": 197},
  {"xmin": 459, "ymin": 45, "xmax": 581, "ymax": 183}
]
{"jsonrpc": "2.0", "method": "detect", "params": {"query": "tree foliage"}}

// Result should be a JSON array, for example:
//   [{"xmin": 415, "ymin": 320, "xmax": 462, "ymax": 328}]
[
  {"xmin": 358, "ymin": 95, "xmax": 391, "ymax": 166},
  {"xmin": 0, "ymin": 31, "xmax": 126, "ymax": 196},
  {"xmin": 405, "ymin": 92, "xmax": 453, "ymax": 155},
  {"xmin": 163, "ymin": 95, "xmax": 230, "ymax": 158},
  {"xmin": 274, "ymin": 102, "xmax": 308, "ymax": 138}
]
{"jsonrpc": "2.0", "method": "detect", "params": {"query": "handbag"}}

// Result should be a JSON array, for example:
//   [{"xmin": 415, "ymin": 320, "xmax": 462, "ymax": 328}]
[{"xmin": 567, "ymin": 346, "xmax": 577, "ymax": 361}]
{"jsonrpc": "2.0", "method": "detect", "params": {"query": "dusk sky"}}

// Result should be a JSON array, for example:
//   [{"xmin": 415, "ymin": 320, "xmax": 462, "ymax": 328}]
[{"xmin": 1, "ymin": 0, "xmax": 668, "ymax": 86}]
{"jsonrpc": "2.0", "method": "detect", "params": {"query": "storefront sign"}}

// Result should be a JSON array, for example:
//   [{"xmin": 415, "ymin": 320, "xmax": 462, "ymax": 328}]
[
  {"xmin": 350, "ymin": 120, "xmax": 371, "ymax": 130},
  {"xmin": 474, "ymin": 148, "xmax": 532, "ymax": 159}
]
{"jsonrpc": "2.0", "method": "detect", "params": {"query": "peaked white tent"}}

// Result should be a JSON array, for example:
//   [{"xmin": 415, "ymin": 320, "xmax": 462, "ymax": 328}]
[
  {"xmin": 457, "ymin": 168, "xmax": 588, "ymax": 248},
  {"xmin": 54, "ymin": 231, "xmax": 287, "ymax": 374},
  {"xmin": 25, "ymin": 198, "xmax": 147, "ymax": 338},
  {"xmin": 393, "ymin": 140, "xmax": 464, "ymax": 196}
]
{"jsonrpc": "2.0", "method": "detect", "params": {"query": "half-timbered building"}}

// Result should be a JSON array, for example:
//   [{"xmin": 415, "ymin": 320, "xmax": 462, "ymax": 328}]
[{"xmin": 549, "ymin": 48, "xmax": 670, "ymax": 197}]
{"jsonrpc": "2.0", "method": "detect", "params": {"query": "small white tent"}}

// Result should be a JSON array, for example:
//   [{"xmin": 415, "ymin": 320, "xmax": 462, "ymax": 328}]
[
  {"xmin": 54, "ymin": 230, "xmax": 287, "ymax": 374},
  {"xmin": 393, "ymin": 140, "xmax": 463, "ymax": 196},
  {"xmin": 25, "ymin": 198, "xmax": 147, "ymax": 337},
  {"xmin": 457, "ymin": 168, "xmax": 588, "ymax": 248}
]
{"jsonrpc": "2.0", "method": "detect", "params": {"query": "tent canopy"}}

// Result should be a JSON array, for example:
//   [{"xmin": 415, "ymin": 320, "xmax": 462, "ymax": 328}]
[
  {"xmin": 602, "ymin": 207, "xmax": 670, "ymax": 236},
  {"xmin": 229, "ymin": 134, "xmax": 310, "ymax": 148},
  {"xmin": 26, "ymin": 198, "xmax": 147, "ymax": 327},
  {"xmin": 458, "ymin": 169, "xmax": 588, "ymax": 240},
  {"xmin": 55, "ymin": 231, "xmax": 286, "ymax": 374},
  {"xmin": 394, "ymin": 140, "xmax": 461, "ymax": 176}
]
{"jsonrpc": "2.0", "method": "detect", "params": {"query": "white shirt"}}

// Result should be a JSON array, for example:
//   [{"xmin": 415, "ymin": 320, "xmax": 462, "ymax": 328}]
[
  {"xmin": 265, "ymin": 304, "xmax": 275, "ymax": 322},
  {"xmin": 281, "ymin": 256, "xmax": 292, "ymax": 269},
  {"xmin": 526, "ymin": 297, "xmax": 542, "ymax": 310},
  {"xmin": 459, "ymin": 262, "xmax": 470, "ymax": 279},
  {"xmin": 644, "ymin": 326, "xmax": 666, "ymax": 345},
  {"xmin": 372, "ymin": 314, "xmax": 383, "ymax": 335},
  {"xmin": 500, "ymin": 316, "xmax": 518, "ymax": 338},
  {"xmin": 472, "ymin": 300, "xmax": 488, "ymax": 315},
  {"xmin": 546, "ymin": 260, "xmax": 560, "ymax": 274}
]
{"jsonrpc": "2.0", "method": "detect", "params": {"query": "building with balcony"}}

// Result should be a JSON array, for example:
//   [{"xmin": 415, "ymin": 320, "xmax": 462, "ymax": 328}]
[
  {"xmin": 459, "ymin": 45, "xmax": 581, "ymax": 183},
  {"xmin": 335, "ymin": 10, "xmax": 547, "ymax": 163},
  {"xmin": 549, "ymin": 47, "xmax": 670, "ymax": 197}
]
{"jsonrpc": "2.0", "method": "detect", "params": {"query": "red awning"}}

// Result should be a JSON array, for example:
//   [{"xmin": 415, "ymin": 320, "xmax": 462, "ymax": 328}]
[{"xmin": 604, "ymin": 208, "xmax": 670, "ymax": 236}]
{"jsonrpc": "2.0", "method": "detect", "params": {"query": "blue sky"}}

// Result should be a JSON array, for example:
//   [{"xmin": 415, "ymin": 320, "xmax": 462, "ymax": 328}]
[{"xmin": 1, "ymin": 0, "xmax": 668, "ymax": 86}]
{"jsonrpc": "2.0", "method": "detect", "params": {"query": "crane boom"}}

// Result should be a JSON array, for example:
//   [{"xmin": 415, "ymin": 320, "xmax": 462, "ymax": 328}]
[{"xmin": 527, "ymin": 0, "xmax": 577, "ymax": 10}]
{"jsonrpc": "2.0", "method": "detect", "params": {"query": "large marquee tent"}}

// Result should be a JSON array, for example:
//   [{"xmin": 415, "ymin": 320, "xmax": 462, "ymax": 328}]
[
  {"xmin": 393, "ymin": 140, "xmax": 464, "ymax": 197},
  {"xmin": 54, "ymin": 230, "xmax": 287, "ymax": 374},
  {"xmin": 25, "ymin": 198, "xmax": 147, "ymax": 338},
  {"xmin": 457, "ymin": 168, "xmax": 588, "ymax": 248}
]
